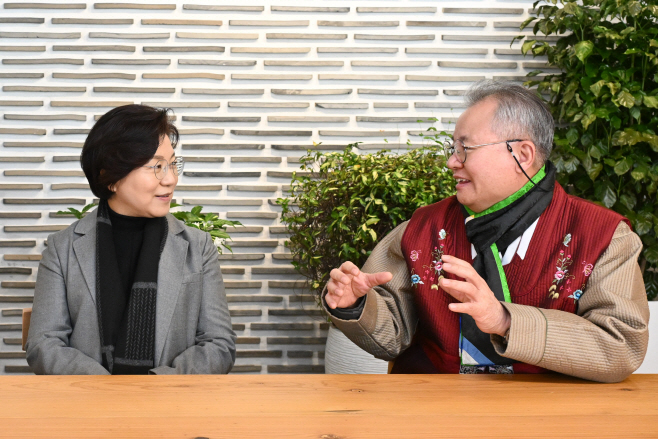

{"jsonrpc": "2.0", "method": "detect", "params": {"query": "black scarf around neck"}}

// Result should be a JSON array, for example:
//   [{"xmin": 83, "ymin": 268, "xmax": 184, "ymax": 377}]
[
  {"xmin": 459, "ymin": 161, "xmax": 556, "ymax": 368},
  {"xmin": 95, "ymin": 199, "xmax": 167, "ymax": 374}
]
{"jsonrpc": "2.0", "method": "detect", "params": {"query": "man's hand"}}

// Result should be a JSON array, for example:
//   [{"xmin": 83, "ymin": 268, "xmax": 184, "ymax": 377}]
[
  {"xmin": 439, "ymin": 254, "xmax": 511, "ymax": 336},
  {"xmin": 325, "ymin": 261, "xmax": 393, "ymax": 309}
]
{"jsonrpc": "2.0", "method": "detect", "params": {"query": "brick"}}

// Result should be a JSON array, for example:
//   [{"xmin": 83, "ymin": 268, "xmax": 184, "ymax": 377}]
[
  {"xmin": 267, "ymin": 337, "xmax": 327, "ymax": 345},
  {"xmin": 0, "ymin": 212, "xmax": 41, "ymax": 219},
  {"xmin": 227, "ymin": 184, "xmax": 278, "ymax": 190},
  {"xmin": 232, "ymin": 74, "xmax": 312, "ymax": 80},
  {"xmin": 268, "ymin": 308, "xmax": 324, "ymax": 317},
  {"xmin": 1, "ymin": 282, "xmax": 35, "ymax": 289},
  {"xmin": 174, "ymin": 185, "xmax": 222, "ymax": 191},
  {"xmin": 183, "ymin": 5, "xmax": 264, "ymax": 12},
  {"xmin": 5, "ymin": 225, "xmax": 67, "ymax": 232},
  {"xmin": 52, "ymin": 18, "xmax": 133, "ymax": 24},
  {"xmin": 141, "ymin": 19, "xmax": 222, "ymax": 26},
  {"xmin": 3, "ymin": 338, "xmax": 22, "ymax": 345},
  {"xmin": 5, "ymin": 113, "xmax": 85, "ymax": 121},
  {"xmin": 182, "ymin": 88, "xmax": 263, "ymax": 96},
  {"xmin": 92, "ymin": 59, "xmax": 170, "ymax": 65},
  {"xmin": 315, "ymin": 103, "xmax": 368, "ymax": 109},
  {"xmin": 236, "ymin": 337, "xmax": 261, "ymax": 344},
  {"xmin": 53, "ymin": 73, "xmax": 135, "ymax": 80},
  {"xmin": 0, "ymin": 73, "xmax": 44, "ymax": 78},
  {"xmin": 181, "ymin": 156, "xmax": 224, "ymax": 163},
  {"xmin": 319, "ymin": 130, "xmax": 399, "ymax": 137},
  {"xmin": 237, "ymin": 350, "xmax": 282, "ymax": 358},
  {"xmin": 4, "ymin": 2, "xmax": 85, "ymax": 8},
  {"xmin": 228, "ymin": 102, "xmax": 309, "ymax": 108},
  {"xmin": 0, "ymin": 32, "xmax": 80, "ymax": 38},
  {"xmin": 442, "ymin": 7, "xmax": 523, "ymax": 14},
  {"xmin": 0, "ymin": 241, "xmax": 36, "ymax": 248},
  {"xmin": 182, "ymin": 199, "xmax": 262, "ymax": 206},
  {"xmin": 0, "ymin": 267, "xmax": 31, "ymax": 275},
  {"xmin": 357, "ymin": 7, "xmax": 436, "ymax": 12},
  {"xmin": 0, "ymin": 45, "xmax": 45, "ymax": 50},
  {"xmin": 220, "ymin": 267, "xmax": 245, "ymax": 275},
  {"xmin": 144, "ymin": 46, "xmax": 225, "ymax": 53},
  {"xmin": 183, "ymin": 171, "xmax": 261, "ymax": 178},
  {"xmin": 227, "ymin": 212, "xmax": 279, "ymax": 219},
  {"xmin": 0, "ymin": 101, "xmax": 42, "ymax": 106},
  {"xmin": 269, "ymin": 281, "xmax": 309, "ymax": 289},
  {"xmin": 231, "ymin": 47, "xmax": 309, "ymax": 53},
  {"xmin": 229, "ymin": 309, "xmax": 262, "ymax": 317},
  {"xmin": 3, "ymin": 58, "xmax": 83, "ymax": 65},
  {"xmin": 373, "ymin": 103, "xmax": 408, "ymax": 108},
  {"xmin": 230, "ymin": 240, "xmax": 279, "ymax": 248},
  {"xmin": 406, "ymin": 48, "xmax": 488, "ymax": 55},
  {"xmin": 318, "ymin": 21, "xmax": 398, "ymax": 27},
  {"xmin": 319, "ymin": 74, "xmax": 397, "ymax": 81},
  {"xmin": 226, "ymin": 295, "xmax": 283, "ymax": 303},
  {"xmin": 53, "ymin": 45, "xmax": 135, "ymax": 51},
  {"xmin": 94, "ymin": 3, "xmax": 176, "ymax": 9},
  {"xmin": 217, "ymin": 254, "xmax": 265, "ymax": 261},
  {"xmin": 438, "ymin": 61, "xmax": 518, "ymax": 69},
  {"xmin": 176, "ymin": 32, "xmax": 258, "ymax": 40},
  {"xmin": 266, "ymin": 33, "xmax": 347, "ymax": 40},
  {"xmin": 4, "ymin": 255, "xmax": 41, "ymax": 261},
  {"xmin": 5, "ymin": 365, "xmax": 32, "ymax": 373},
  {"xmin": 182, "ymin": 116, "xmax": 260, "ymax": 122},
  {"xmin": 231, "ymin": 130, "xmax": 312, "ymax": 137},
  {"xmin": 89, "ymin": 32, "xmax": 169, "ymax": 39},
  {"xmin": 271, "ymin": 6, "xmax": 349, "ymax": 12},
  {"xmin": 264, "ymin": 60, "xmax": 343, "ymax": 67},
  {"xmin": 0, "ymin": 128, "xmax": 45, "ymax": 135},
  {"xmin": 0, "ymin": 295, "xmax": 33, "ymax": 303},
  {"xmin": 230, "ymin": 365, "xmax": 262, "ymax": 373},
  {"xmin": 358, "ymin": 88, "xmax": 437, "ymax": 96},
  {"xmin": 267, "ymin": 365, "xmax": 324, "ymax": 373},
  {"xmin": 318, "ymin": 47, "xmax": 397, "ymax": 53},
  {"xmin": 252, "ymin": 323, "xmax": 313, "ymax": 331},
  {"xmin": 143, "ymin": 73, "xmax": 224, "ymax": 80},
  {"xmin": 2, "ymin": 309, "xmax": 24, "ymax": 316},
  {"xmin": 351, "ymin": 61, "xmax": 431, "ymax": 67},
  {"xmin": 224, "ymin": 281, "xmax": 262, "ymax": 289},
  {"xmin": 407, "ymin": 21, "xmax": 485, "ymax": 27},
  {"xmin": 355, "ymin": 34, "xmax": 434, "ymax": 41},
  {"xmin": 287, "ymin": 351, "xmax": 314, "ymax": 358}
]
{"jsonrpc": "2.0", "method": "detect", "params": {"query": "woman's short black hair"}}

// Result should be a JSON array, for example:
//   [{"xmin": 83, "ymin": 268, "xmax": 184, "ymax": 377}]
[{"xmin": 80, "ymin": 104, "xmax": 179, "ymax": 199}]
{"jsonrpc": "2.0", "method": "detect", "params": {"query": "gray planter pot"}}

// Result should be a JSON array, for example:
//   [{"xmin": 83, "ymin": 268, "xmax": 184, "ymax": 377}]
[{"xmin": 324, "ymin": 324, "xmax": 389, "ymax": 374}]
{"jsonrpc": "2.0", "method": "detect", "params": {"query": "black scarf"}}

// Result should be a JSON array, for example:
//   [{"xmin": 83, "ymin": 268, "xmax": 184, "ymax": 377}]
[
  {"xmin": 95, "ymin": 199, "xmax": 167, "ymax": 374},
  {"xmin": 460, "ymin": 161, "xmax": 556, "ymax": 368}
]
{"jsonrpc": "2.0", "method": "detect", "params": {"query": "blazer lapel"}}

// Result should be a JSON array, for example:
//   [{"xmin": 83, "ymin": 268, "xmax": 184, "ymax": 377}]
[
  {"xmin": 72, "ymin": 210, "xmax": 98, "ymax": 304},
  {"xmin": 154, "ymin": 215, "xmax": 187, "ymax": 366}
]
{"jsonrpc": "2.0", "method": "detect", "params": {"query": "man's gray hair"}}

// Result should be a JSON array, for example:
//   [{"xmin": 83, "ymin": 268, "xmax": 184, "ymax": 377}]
[{"xmin": 464, "ymin": 80, "xmax": 554, "ymax": 164}]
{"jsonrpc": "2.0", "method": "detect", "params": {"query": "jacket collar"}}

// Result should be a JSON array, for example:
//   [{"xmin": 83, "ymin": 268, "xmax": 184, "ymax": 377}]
[{"xmin": 72, "ymin": 208, "xmax": 188, "ymax": 366}]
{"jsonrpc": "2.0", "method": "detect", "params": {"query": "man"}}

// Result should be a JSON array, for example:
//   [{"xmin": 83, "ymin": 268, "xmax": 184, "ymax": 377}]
[{"xmin": 324, "ymin": 80, "xmax": 650, "ymax": 382}]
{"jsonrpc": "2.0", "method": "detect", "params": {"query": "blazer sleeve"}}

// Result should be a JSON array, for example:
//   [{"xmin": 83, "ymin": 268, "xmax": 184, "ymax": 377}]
[
  {"xmin": 25, "ymin": 233, "xmax": 110, "ymax": 375},
  {"xmin": 150, "ymin": 232, "xmax": 236, "ymax": 374}
]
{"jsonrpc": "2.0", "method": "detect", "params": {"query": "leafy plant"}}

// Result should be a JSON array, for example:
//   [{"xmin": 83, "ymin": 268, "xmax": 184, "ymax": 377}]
[
  {"xmin": 520, "ymin": 0, "xmax": 658, "ymax": 300},
  {"xmin": 277, "ymin": 130, "xmax": 456, "ymax": 306},
  {"xmin": 170, "ymin": 203, "xmax": 242, "ymax": 254},
  {"xmin": 56, "ymin": 203, "xmax": 97, "ymax": 219}
]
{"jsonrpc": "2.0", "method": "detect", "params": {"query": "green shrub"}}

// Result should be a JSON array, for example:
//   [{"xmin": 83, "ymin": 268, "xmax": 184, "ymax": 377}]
[
  {"xmin": 277, "ymin": 136, "xmax": 455, "ymax": 306},
  {"xmin": 521, "ymin": 0, "xmax": 658, "ymax": 299},
  {"xmin": 170, "ymin": 204, "xmax": 241, "ymax": 254}
]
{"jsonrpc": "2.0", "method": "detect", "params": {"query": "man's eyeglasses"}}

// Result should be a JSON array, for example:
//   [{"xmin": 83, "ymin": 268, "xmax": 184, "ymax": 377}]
[
  {"xmin": 143, "ymin": 157, "xmax": 185, "ymax": 180},
  {"xmin": 443, "ymin": 139, "xmax": 523, "ymax": 163}
]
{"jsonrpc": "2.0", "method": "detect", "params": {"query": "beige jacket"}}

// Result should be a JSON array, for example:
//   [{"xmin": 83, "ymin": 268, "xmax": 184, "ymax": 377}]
[{"xmin": 324, "ymin": 221, "xmax": 650, "ymax": 383}]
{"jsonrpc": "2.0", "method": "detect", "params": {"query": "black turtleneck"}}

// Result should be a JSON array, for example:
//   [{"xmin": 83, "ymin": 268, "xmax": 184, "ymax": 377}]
[{"xmin": 107, "ymin": 205, "xmax": 149, "ymax": 296}]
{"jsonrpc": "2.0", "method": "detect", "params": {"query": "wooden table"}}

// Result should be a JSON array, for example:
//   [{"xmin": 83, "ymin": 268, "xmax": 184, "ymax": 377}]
[{"xmin": 0, "ymin": 374, "xmax": 656, "ymax": 438}]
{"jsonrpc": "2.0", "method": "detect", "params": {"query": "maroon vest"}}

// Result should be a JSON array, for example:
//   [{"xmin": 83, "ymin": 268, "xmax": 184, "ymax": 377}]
[{"xmin": 394, "ymin": 183, "xmax": 629, "ymax": 374}]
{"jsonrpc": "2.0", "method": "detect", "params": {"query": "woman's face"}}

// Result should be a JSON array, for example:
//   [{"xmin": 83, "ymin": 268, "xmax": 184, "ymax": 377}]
[{"xmin": 107, "ymin": 135, "xmax": 178, "ymax": 218}]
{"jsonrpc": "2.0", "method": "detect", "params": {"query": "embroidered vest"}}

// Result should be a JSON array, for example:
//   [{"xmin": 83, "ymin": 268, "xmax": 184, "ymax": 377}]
[{"xmin": 395, "ymin": 183, "xmax": 629, "ymax": 374}]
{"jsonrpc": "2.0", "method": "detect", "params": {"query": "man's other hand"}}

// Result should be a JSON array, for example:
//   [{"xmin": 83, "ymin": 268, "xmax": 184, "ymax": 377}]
[
  {"xmin": 325, "ymin": 261, "xmax": 393, "ymax": 310},
  {"xmin": 439, "ymin": 254, "xmax": 511, "ymax": 336}
]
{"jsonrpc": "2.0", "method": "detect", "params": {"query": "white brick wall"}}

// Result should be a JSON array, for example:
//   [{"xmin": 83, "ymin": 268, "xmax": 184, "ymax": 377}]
[{"xmin": 0, "ymin": 0, "xmax": 543, "ymax": 374}]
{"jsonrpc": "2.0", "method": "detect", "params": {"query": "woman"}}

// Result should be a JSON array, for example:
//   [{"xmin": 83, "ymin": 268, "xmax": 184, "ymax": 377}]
[{"xmin": 26, "ymin": 105, "xmax": 236, "ymax": 375}]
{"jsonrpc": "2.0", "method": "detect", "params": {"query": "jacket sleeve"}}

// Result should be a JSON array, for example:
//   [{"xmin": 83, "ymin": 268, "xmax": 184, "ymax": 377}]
[
  {"xmin": 492, "ymin": 221, "xmax": 650, "ymax": 383},
  {"xmin": 322, "ymin": 221, "xmax": 418, "ymax": 360},
  {"xmin": 26, "ymin": 233, "xmax": 110, "ymax": 375},
  {"xmin": 150, "ymin": 232, "xmax": 236, "ymax": 374}
]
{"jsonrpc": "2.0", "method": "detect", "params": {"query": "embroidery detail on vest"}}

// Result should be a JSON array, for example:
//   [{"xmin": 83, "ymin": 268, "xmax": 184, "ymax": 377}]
[
  {"xmin": 410, "ymin": 250, "xmax": 421, "ymax": 262},
  {"xmin": 410, "ymin": 269, "xmax": 424, "ymax": 285},
  {"xmin": 548, "ymin": 248, "xmax": 575, "ymax": 299},
  {"xmin": 439, "ymin": 229, "xmax": 447, "ymax": 240},
  {"xmin": 563, "ymin": 233, "xmax": 572, "ymax": 246},
  {"xmin": 422, "ymin": 244, "xmax": 445, "ymax": 290},
  {"xmin": 568, "ymin": 261, "xmax": 593, "ymax": 303}
]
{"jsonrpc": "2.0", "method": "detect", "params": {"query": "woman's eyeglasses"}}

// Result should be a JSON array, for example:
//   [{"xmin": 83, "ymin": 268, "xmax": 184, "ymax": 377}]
[{"xmin": 143, "ymin": 157, "xmax": 185, "ymax": 180}]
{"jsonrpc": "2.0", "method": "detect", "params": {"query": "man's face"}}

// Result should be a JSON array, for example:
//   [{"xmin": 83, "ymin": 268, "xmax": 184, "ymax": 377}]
[{"xmin": 448, "ymin": 97, "xmax": 524, "ymax": 213}]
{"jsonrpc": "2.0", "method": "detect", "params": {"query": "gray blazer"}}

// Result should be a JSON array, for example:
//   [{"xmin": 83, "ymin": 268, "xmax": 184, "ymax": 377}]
[{"xmin": 26, "ymin": 210, "xmax": 236, "ymax": 375}]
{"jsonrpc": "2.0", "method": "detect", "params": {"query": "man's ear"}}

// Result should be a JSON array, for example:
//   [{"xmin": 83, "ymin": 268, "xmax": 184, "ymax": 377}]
[{"xmin": 513, "ymin": 140, "xmax": 538, "ymax": 174}]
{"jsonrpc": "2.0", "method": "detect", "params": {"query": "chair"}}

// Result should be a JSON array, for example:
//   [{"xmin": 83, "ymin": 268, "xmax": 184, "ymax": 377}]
[{"xmin": 21, "ymin": 308, "xmax": 32, "ymax": 351}]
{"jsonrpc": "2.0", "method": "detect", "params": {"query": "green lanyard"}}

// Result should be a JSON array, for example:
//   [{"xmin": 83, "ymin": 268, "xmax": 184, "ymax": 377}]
[{"xmin": 463, "ymin": 165, "xmax": 547, "ymax": 304}]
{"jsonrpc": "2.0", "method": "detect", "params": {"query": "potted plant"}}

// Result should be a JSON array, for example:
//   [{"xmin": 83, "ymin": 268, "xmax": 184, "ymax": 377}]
[{"xmin": 277, "ymin": 127, "xmax": 456, "ymax": 373}]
